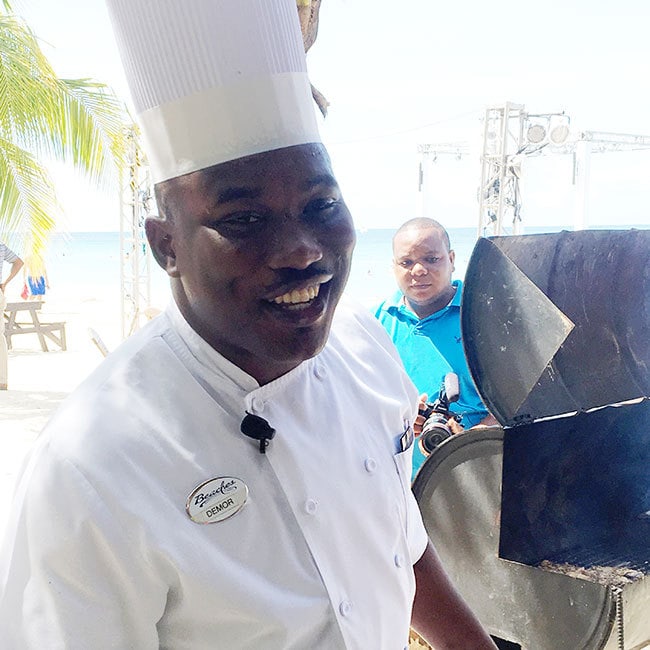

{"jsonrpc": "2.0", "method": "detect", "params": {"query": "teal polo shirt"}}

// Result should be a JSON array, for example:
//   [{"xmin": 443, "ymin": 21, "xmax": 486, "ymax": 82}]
[{"xmin": 374, "ymin": 279, "xmax": 489, "ymax": 478}]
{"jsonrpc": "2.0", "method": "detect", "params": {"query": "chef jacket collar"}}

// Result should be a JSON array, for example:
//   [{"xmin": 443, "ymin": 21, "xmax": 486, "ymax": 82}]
[
  {"xmin": 165, "ymin": 299, "xmax": 316, "ymax": 397},
  {"xmin": 165, "ymin": 300, "xmax": 259, "ymax": 393}
]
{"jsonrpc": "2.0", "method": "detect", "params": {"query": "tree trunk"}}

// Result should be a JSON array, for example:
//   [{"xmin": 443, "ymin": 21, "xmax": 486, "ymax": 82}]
[{"xmin": 296, "ymin": 0, "xmax": 329, "ymax": 116}]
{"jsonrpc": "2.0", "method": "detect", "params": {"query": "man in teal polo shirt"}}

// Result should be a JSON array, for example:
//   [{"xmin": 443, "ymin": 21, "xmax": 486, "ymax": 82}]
[{"xmin": 374, "ymin": 217, "xmax": 497, "ymax": 479}]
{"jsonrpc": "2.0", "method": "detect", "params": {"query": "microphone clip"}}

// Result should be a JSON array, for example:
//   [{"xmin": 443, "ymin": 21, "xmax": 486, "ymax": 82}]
[{"xmin": 240, "ymin": 412, "xmax": 276, "ymax": 454}]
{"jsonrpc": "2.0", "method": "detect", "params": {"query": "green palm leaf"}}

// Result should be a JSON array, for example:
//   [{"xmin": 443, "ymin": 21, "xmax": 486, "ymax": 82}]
[
  {"xmin": 0, "ymin": 11, "xmax": 128, "ymax": 254},
  {"xmin": 0, "ymin": 135, "xmax": 57, "ymax": 251}
]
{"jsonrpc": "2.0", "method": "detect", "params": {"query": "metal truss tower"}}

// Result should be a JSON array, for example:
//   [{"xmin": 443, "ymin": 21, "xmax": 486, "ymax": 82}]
[
  {"xmin": 554, "ymin": 130, "xmax": 650, "ymax": 231},
  {"xmin": 476, "ymin": 104, "xmax": 650, "ymax": 236},
  {"xmin": 419, "ymin": 102, "xmax": 650, "ymax": 237},
  {"xmin": 120, "ymin": 126, "xmax": 154, "ymax": 340},
  {"xmin": 477, "ymin": 103, "xmax": 527, "ymax": 237},
  {"xmin": 416, "ymin": 142, "xmax": 470, "ymax": 220}
]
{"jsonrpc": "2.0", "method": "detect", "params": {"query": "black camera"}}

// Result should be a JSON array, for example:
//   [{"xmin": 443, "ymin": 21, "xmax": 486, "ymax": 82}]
[{"xmin": 419, "ymin": 372, "xmax": 462, "ymax": 456}]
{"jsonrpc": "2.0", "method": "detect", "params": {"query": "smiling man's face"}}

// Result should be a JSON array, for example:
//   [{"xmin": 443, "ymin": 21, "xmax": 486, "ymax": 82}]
[
  {"xmin": 392, "ymin": 225, "xmax": 455, "ymax": 319},
  {"xmin": 148, "ymin": 143, "xmax": 356, "ymax": 384}
]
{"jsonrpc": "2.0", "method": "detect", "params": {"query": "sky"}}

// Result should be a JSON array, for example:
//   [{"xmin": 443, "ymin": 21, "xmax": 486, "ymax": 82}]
[{"xmin": 13, "ymin": 0, "xmax": 650, "ymax": 232}]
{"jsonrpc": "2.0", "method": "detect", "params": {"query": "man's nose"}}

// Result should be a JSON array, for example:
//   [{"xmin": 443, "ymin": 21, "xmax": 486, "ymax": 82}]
[
  {"xmin": 411, "ymin": 261, "xmax": 429, "ymax": 275},
  {"xmin": 268, "ymin": 220, "xmax": 324, "ymax": 270}
]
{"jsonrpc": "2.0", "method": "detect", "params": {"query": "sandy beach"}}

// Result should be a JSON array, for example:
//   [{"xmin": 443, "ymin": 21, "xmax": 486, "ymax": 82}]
[{"xmin": 0, "ymin": 281, "xmax": 128, "ymax": 533}]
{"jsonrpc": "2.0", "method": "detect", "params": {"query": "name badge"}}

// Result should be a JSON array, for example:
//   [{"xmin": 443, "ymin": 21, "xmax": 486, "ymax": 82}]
[{"xmin": 186, "ymin": 476, "xmax": 249, "ymax": 524}]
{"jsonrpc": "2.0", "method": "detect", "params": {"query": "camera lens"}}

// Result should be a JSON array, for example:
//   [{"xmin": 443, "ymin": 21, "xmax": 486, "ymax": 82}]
[{"xmin": 419, "ymin": 414, "xmax": 452, "ymax": 455}]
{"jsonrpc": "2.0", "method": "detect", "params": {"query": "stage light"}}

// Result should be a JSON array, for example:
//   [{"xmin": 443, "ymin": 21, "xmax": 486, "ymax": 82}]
[
  {"xmin": 549, "ymin": 115, "xmax": 570, "ymax": 145},
  {"xmin": 526, "ymin": 123, "xmax": 547, "ymax": 144}
]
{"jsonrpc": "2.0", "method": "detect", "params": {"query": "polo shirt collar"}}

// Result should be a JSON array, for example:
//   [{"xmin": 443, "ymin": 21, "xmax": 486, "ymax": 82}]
[
  {"xmin": 449, "ymin": 279, "xmax": 463, "ymax": 308},
  {"xmin": 387, "ymin": 279, "xmax": 463, "ymax": 320},
  {"xmin": 384, "ymin": 289, "xmax": 405, "ymax": 311}
]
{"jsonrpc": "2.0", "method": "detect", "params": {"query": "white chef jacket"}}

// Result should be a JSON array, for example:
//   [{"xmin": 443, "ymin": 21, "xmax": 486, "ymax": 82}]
[{"xmin": 0, "ymin": 297, "xmax": 428, "ymax": 649}]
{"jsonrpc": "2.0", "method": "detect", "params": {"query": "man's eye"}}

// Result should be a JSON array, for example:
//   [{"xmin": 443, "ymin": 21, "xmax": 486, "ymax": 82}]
[
  {"xmin": 304, "ymin": 198, "xmax": 340, "ymax": 218},
  {"xmin": 399, "ymin": 261, "xmax": 413, "ymax": 268},
  {"xmin": 209, "ymin": 212, "xmax": 265, "ymax": 234},
  {"xmin": 425, "ymin": 257, "xmax": 440, "ymax": 264},
  {"xmin": 224, "ymin": 213, "xmax": 263, "ymax": 225}
]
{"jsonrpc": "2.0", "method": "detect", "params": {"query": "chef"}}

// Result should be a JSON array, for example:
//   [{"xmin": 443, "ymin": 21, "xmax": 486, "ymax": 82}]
[{"xmin": 0, "ymin": 1, "xmax": 496, "ymax": 648}]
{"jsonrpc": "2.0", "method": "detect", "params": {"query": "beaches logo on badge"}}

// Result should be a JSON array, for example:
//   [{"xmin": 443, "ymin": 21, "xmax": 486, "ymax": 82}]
[{"xmin": 186, "ymin": 476, "xmax": 249, "ymax": 524}]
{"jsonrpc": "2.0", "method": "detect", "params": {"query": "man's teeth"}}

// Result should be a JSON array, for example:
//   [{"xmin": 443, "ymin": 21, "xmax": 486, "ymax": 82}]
[{"xmin": 273, "ymin": 285, "xmax": 320, "ymax": 305}]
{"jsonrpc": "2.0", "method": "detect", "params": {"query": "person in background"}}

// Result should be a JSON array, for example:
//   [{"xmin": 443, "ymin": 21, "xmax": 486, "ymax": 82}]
[
  {"xmin": 0, "ymin": 240, "xmax": 24, "ymax": 390},
  {"xmin": 0, "ymin": 2, "xmax": 497, "ymax": 649},
  {"xmin": 375, "ymin": 217, "xmax": 498, "ymax": 479},
  {"xmin": 23, "ymin": 251, "xmax": 49, "ymax": 300}
]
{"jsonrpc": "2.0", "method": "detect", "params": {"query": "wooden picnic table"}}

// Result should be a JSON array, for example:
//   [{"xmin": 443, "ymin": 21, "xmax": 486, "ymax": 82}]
[{"xmin": 3, "ymin": 301, "xmax": 66, "ymax": 352}]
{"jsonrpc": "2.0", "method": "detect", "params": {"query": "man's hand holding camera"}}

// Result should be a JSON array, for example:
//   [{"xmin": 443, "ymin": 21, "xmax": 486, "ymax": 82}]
[{"xmin": 415, "ymin": 373, "xmax": 464, "ymax": 456}]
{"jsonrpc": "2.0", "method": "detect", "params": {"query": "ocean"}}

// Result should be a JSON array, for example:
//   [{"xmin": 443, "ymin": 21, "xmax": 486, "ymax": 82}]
[{"xmin": 44, "ymin": 224, "xmax": 647, "ymax": 312}]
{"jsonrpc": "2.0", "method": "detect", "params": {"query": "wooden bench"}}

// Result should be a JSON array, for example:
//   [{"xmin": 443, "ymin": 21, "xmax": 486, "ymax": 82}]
[{"xmin": 3, "ymin": 301, "xmax": 67, "ymax": 352}]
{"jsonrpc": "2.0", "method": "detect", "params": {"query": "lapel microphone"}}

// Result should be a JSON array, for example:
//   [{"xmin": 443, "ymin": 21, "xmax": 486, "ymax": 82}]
[{"xmin": 240, "ymin": 412, "xmax": 276, "ymax": 454}]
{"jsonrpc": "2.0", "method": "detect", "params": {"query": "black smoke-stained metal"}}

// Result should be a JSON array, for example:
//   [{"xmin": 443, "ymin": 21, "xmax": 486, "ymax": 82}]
[
  {"xmin": 412, "ymin": 429, "xmax": 621, "ymax": 649},
  {"xmin": 413, "ymin": 229, "xmax": 650, "ymax": 648},
  {"xmin": 461, "ymin": 229, "xmax": 650, "ymax": 426},
  {"xmin": 500, "ymin": 399, "xmax": 650, "ymax": 568}
]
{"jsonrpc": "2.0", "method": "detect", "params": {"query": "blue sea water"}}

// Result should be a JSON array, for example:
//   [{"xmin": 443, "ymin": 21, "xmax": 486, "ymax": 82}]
[{"xmin": 43, "ymin": 224, "xmax": 646, "ymax": 311}]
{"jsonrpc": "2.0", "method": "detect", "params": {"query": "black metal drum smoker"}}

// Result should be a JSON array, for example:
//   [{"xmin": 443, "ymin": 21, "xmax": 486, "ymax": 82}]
[{"xmin": 413, "ymin": 229, "xmax": 650, "ymax": 650}]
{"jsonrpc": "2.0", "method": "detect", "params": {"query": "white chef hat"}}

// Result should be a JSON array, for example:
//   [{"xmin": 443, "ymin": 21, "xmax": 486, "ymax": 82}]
[{"xmin": 106, "ymin": 0, "xmax": 321, "ymax": 184}]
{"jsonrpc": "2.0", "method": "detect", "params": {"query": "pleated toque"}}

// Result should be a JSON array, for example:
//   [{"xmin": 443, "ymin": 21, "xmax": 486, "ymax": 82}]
[{"xmin": 105, "ymin": 0, "xmax": 321, "ymax": 183}]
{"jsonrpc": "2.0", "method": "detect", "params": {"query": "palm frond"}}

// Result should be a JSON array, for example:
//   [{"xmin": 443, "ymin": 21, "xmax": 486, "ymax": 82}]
[
  {"xmin": 55, "ymin": 78, "xmax": 130, "ymax": 188},
  {"xmin": 0, "ymin": 135, "xmax": 58, "ymax": 253},
  {"xmin": 0, "ymin": 13, "xmax": 129, "ymax": 253},
  {"xmin": 0, "ymin": 16, "xmax": 129, "ymax": 180}
]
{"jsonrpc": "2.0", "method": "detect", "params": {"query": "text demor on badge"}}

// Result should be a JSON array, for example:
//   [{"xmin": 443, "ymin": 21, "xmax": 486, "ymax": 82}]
[{"xmin": 186, "ymin": 477, "xmax": 249, "ymax": 524}]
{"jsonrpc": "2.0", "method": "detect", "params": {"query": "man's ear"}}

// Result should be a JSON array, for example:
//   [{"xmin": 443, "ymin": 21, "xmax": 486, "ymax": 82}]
[{"xmin": 145, "ymin": 217, "xmax": 180, "ymax": 277}]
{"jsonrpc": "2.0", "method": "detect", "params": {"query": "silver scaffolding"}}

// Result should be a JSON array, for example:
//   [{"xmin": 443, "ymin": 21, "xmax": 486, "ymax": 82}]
[
  {"xmin": 119, "ymin": 126, "xmax": 153, "ymax": 340},
  {"xmin": 418, "ymin": 102, "xmax": 650, "ymax": 237}
]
